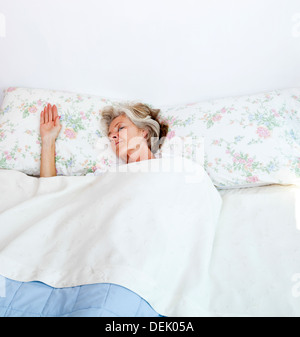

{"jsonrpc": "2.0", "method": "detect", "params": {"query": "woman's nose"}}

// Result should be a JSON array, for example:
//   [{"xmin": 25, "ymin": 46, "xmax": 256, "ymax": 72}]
[{"xmin": 109, "ymin": 132, "xmax": 118, "ymax": 142}]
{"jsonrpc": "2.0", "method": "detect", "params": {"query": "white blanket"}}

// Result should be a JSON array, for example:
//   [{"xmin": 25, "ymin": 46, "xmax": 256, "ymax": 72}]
[
  {"xmin": 210, "ymin": 183, "xmax": 300, "ymax": 316},
  {"xmin": 0, "ymin": 156, "xmax": 222, "ymax": 317}
]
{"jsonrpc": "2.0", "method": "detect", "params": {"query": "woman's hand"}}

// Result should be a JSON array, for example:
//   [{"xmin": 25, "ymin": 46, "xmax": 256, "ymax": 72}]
[
  {"xmin": 40, "ymin": 103, "xmax": 62, "ymax": 142},
  {"xmin": 39, "ymin": 103, "xmax": 61, "ymax": 177}
]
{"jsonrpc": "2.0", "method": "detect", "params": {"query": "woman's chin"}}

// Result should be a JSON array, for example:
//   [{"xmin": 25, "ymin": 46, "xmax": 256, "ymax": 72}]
[{"xmin": 116, "ymin": 149, "xmax": 128, "ymax": 163}]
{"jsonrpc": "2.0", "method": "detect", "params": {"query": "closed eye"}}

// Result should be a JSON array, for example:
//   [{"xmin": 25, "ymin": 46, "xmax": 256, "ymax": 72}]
[{"xmin": 109, "ymin": 126, "xmax": 125, "ymax": 142}]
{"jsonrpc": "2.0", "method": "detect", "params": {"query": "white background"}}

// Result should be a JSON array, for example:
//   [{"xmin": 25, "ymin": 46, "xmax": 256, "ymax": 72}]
[{"xmin": 0, "ymin": 0, "xmax": 300, "ymax": 107}]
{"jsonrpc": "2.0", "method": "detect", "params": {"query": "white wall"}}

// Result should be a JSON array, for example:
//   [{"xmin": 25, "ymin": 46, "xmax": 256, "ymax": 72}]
[{"xmin": 0, "ymin": 0, "xmax": 300, "ymax": 107}]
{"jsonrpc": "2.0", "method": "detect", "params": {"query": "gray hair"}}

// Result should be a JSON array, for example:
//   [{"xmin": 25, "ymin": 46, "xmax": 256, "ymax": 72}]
[{"xmin": 100, "ymin": 101, "xmax": 169, "ymax": 153}]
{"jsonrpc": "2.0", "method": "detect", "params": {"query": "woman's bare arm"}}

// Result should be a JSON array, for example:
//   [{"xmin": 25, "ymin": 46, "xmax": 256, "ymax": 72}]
[
  {"xmin": 40, "ymin": 138, "xmax": 57, "ymax": 177},
  {"xmin": 40, "ymin": 103, "xmax": 62, "ymax": 177}
]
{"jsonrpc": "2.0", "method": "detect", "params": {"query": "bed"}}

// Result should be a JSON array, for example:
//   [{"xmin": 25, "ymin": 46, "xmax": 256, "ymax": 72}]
[{"xmin": 0, "ymin": 87, "xmax": 299, "ymax": 317}]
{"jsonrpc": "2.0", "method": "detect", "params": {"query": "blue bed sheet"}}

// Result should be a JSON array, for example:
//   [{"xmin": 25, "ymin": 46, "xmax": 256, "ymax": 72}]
[{"xmin": 0, "ymin": 276, "xmax": 162, "ymax": 317}]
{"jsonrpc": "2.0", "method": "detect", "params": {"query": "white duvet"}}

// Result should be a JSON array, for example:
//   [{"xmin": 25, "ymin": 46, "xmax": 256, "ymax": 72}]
[
  {"xmin": 209, "ymin": 183, "xmax": 300, "ymax": 317},
  {"xmin": 0, "ymin": 156, "xmax": 222, "ymax": 317}
]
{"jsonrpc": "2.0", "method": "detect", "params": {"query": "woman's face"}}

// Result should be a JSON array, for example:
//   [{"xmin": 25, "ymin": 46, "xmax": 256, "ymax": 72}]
[{"xmin": 108, "ymin": 114, "xmax": 148, "ymax": 163}]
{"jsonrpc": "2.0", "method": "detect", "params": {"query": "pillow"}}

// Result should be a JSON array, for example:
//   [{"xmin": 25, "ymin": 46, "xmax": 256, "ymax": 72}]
[
  {"xmin": 0, "ymin": 87, "xmax": 126, "ymax": 176},
  {"xmin": 157, "ymin": 88, "xmax": 300, "ymax": 188},
  {"xmin": 1, "ymin": 86, "xmax": 299, "ymax": 188},
  {"xmin": 0, "ymin": 86, "xmax": 204, "ymax": 177}
]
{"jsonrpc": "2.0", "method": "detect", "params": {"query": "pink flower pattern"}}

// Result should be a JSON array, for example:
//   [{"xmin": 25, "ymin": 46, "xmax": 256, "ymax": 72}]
[
  {"xmin": 0, "ymin": 87, "xmax": 299, "ymax": 184},
  {"xmin": 256, "ymin": 126, "xmax": 271, "ymax": 138},
  {"xmin": 64, "ymin": 128, "xmax": 77, "ymax": 139}
]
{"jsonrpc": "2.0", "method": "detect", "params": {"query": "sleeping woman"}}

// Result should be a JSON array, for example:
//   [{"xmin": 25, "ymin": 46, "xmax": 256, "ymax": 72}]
[{"xmin": 39, "ymin": 102, "xmax": 169, "ymax": 177}]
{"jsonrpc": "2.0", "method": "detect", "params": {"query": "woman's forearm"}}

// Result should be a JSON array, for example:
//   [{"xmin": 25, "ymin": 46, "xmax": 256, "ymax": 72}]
[{"xmin": 40, "ymin": 138, "xmax": 57, "ymax": 177}]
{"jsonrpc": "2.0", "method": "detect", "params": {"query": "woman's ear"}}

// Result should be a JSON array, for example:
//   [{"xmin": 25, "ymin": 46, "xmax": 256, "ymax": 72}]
[{"xmin": 141, "ymin": 129, "xmax": 148, "ymax": 139}]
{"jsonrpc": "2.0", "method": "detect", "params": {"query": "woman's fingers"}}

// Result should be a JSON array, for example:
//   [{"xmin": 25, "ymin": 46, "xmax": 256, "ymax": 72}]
[
  {"xmin": 48, "ymin": 103, "xmax": 52, "ymax": 122},
  {"xmin": 43, "ymin": 103, "xmax": 53, "ymax": 123},
  {"xmin": 40, "ymin": 110, "xmax": 44, "ymax": 125},
  {"xmin": 41, "ymin": 104, "xmax": 60, "ymax": 124},
  {"xmin": 52, "ymin": 104, "xmax": 58, "ymax": 121},
  {"xmin": 44, "ymin": 105, "xmax": 48, "ymax": 123}
]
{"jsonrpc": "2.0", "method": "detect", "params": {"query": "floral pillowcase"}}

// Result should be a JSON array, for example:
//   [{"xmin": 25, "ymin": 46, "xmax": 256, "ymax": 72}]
[
  {"xmin": 158, "ymin": 88, "xmax": 300, "ymax": 188},
  {"xmin": 0, "ymin": 86, "xmax": 299, "ymax": 188},
  {"xmin": 0, "ymin": 87, "xmax": 125, "ymax": 177}
]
